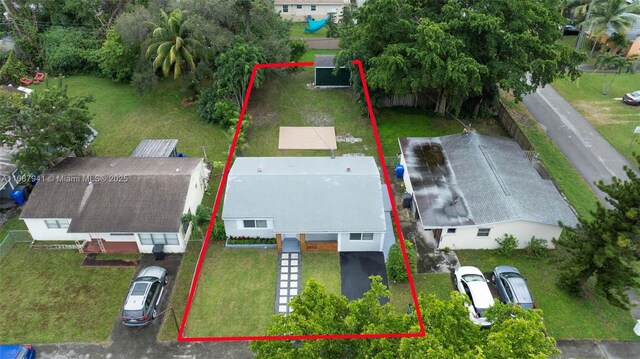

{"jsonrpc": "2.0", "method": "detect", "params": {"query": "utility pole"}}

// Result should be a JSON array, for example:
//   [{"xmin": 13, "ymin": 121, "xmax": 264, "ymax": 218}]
[
  {"xmin": 576, "ymin": 0, "xmax": 598, "ymax": 52},
  {"xmin": 1, "ymin": 0, "xmax": 23, "ymax": 37}
]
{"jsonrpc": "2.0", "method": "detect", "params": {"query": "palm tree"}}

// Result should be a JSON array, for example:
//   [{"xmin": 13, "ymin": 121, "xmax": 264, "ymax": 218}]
[
  {"xmin": 581, "ymin": 0, "xmax": 640, "ymax": 55},
  {"xmin": 180, "ymin": 205, "xmax": 213, "ymax": 240},
  {"xmin": 594, "ymin": 52, "xmax": 636, "ymax": 94},
  {"xmin": 606, "ymin": 31, "xmax": 629, "ymax": 54},
  {"xmin": 146, "ymin": 9, "xmax": 202, "ymax": 79}
]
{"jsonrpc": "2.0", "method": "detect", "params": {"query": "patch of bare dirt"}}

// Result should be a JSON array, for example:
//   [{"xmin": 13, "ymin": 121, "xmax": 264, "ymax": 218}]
[
  {"xmin": 336, "ymin": 133, "xmax": 362, "ymax": 143},
  {"xmin": 574, "ymin": 100, "xmax": 628, "ymax": 125},
  {"xmin": 304, "ymin": 113, "xmax": 334, "ymax": 126}
]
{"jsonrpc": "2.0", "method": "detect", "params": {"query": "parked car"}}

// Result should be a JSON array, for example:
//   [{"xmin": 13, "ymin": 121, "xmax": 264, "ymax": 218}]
[
  {"xmin": 563, "ymin": 24, "xmax": 580, "ymax": 35},
  {"xmin": 454, "ymin": 266, "xmax": 495, "ymax": 327},
  {"xmin": 623, "ymin": 90, "xmax": 640, "ymax": 106},
  {"xmin": 492, "ymin": 265, "xmax": 536, "ymax": 309},
  {"xmin": 0, "ymin": 345, "xmax": 36, "ymax": 359},
  {"xmin": 121, "ymin": 266, "xmax": 168, "ymax": 327}
]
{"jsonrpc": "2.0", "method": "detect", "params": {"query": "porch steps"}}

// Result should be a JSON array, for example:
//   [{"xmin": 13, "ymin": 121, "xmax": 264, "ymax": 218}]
[{"xmin": 274, "ymin": 252, "xmax": 301, "ymax": 315}]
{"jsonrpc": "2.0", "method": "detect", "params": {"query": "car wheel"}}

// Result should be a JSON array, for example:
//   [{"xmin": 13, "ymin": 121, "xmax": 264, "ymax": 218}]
[
  {"xmin": 164, "ymin": 276, "xmax": 168, "ymax": 285},
  {"xmin": 152, "ymin": 309, "xmax": 157, "ymax": 320},
  {"xmin": 491, "ymin": 273, "xmax": 496, "ymax": 283}
]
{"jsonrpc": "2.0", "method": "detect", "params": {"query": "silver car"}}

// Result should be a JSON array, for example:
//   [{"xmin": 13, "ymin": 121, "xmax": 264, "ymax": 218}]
[
  {"xmin": 491, "ymin": 265, "xmax": 536, "ymax": 309},
  {"xmin": 121, "ymin": 266, "xmax": 168, "ymax": 327}
]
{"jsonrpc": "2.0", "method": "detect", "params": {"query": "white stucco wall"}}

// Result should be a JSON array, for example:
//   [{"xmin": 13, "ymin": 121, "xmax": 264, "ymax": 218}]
[
  {"xmin": 224, "ymin": 219, "xmax": 276, "ymax": 238},
  {"xmin": 337, "ymin": 232, "xmax": 384, "ymax": 252},
  {"xmin": 277, "ymin": 4, "xmax": 344, "ymax": 22},
  {"xmin": 438, "ymin": 221, "xmax": 562, "ymax": 250},
  {"xmin": 182, "ymin": 160, "xmax": 207, "ymax": 216},
  {"xmin": 23, "ymin": 218, "xmax": 89, "ymax": 241}
]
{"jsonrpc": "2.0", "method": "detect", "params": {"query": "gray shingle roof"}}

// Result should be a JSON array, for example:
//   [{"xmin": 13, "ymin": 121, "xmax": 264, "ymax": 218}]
[
  {"xmin": 315, "ymin": 55, "xmax": 337, "ymax": 68},
  {"xmin": 131, "ymin": 139, "xmax": 178, "ymax": 157},
  {"xmin": 21, "ymin": 157, "xmax": 203, "ymax": 233},
  {"xmin": 222, "ymin": 157, "xmax": 386, "ymax": 233},
  {"xmin": 400, "ymin": 133, "xmax": 578, "ymax": 228}
]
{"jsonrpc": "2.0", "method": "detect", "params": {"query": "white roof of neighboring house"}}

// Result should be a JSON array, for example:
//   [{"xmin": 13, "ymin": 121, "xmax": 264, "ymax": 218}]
[
  {"xmin": 400, "ymin": 132, "xmax": 579, "ymax": 228},
  {"xmin": 222, "ymin": 157, "xmax": 386, "ymax": 233},
  {"xmin": 606, "ymin": 13, "xmax": 640, "ymax": 41}
]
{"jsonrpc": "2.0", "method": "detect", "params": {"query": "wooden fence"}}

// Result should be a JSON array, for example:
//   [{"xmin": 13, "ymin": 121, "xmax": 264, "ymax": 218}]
[{"xmin": 497, "ymin": 102, "xmax": 534, "ymax": 152}]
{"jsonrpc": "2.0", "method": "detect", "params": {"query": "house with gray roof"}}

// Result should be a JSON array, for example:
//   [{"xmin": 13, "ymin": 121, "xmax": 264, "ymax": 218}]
[
  {"xmin": 399, "ymin": 132, "xmax": 578, "ymax": 250},
  {"xmin": 222, "ymin": 156, "xmax": 394, "ymax": 256},
  {"xmin": 20, "ymin": 157, "xmax": 209, "ymax": 254}
]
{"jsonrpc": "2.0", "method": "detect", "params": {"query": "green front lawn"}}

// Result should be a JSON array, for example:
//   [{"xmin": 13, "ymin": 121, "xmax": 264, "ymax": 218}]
[
  {"xmin": 290, "ymin": 22, "xmax": 329, "ymax": 38},
  {"xmin": 185, "ymin": 245, "xmax": 278, "ymax": 337},
  {"xmin": 457, "ymin": 250, "xmax": 639, "ymax": 340},
  {"xmin": 0, "ymin": 217, "xmax": 27, "ymax": 244},
  {"xmin": 501, "ymin": 93, "xmax": 598, "ymax": 218},
  {"xmin": 553, "ymin": 73, "xmax": 640, "ymax": 167},
  {"xmin": 0, "ymin": 244, "xmax": 135, "ymax": 343},
  {"xmin": 301, "ymin": 252, "xmax": 341, "ymax": 295},
  {"xmin": 389, "ymin": 273, "xmax": 453, "ymax": 313}
]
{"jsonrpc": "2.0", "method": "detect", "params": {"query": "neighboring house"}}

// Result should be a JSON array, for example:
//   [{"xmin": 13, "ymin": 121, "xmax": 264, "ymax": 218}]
[
  {"xmin": 275, "ymin": 0, "xmax": 347, "ymax": 22},
  {"xmin": 222, "ymin": 156, "xmax": 395, "ymax": 257},
  {"xmin": 399, "ymin": 132, "xmax": 578, "ymax": 250},
  {"xmin": 599, "ymin": 13, "xmax": 640, "ymax": 58},
  {"xmin": 315, "ymin": 55, "xmax": 350, "ymax": 88},
  {"xmin": 20, "ymin": 157, "xmax": 208, "ymax": 254}
]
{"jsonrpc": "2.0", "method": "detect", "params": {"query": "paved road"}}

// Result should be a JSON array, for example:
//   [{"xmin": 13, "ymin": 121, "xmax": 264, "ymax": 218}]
[
  {"xmin": 522, "ymin": 85, "xmax": 637, "ymax": 204},
  {"xmin": 556, "ymin": 340, "xmax": 640, "ymax": 359},
  {"xmin": 300, "ymin": 38, "xmax": 339, "ymax": 50}
]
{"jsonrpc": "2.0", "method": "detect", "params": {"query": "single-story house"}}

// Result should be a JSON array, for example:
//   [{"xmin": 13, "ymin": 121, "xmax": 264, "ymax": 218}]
[
  {"xmin": 20, "ymin": 157, "xmax": 208, "ymax": 253},
  {"xmin": 222, "ymin": 156, "xmax": 396, "ymax": 256},
  {"xmin": 315, "ymin": 55, "xmax": 350, "ymax": 88},
  {"xmin": 592, "ymin": 13, "xmax": 640, "ymax": 58},
  {"xmin": 275, "ymin": 0, "xmax": 347, "ymax": 22},
  {"xmin": 399, "ymin": 132, "xmax": 578, "ymax": 249}
]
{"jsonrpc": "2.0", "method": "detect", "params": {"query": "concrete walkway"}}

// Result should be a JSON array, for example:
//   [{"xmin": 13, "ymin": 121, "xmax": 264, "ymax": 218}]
[
  {"xmin": 275, "ymin": 252, "xmax": 301, "ymax": 315},
  {"xmin": 522, "ymin": 84, "xmax": 637, "ymax": 204}
]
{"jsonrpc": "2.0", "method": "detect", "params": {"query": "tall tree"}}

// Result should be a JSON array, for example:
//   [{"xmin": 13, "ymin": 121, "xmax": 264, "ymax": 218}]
[
  {"xmin": 557, "ymin": 155, "xmax": 640, "ymax": 309},
  {"xmin": 337, "ymin": 0, "xmax": 585, "ymax": 116},
  {"xmin": 215, "ymin": 36, "xmax": 265, "ymax": 108},
  {"xmin": 581, "ymin": 0, "xmax": 640, "ymax": 55},
  {"xmin": 0, "ymin": 85, "xmax": 93, "ymax": 174},
  {"xmin": 146, "ymin": 9, "xmax": 203, "ymax": 79}
]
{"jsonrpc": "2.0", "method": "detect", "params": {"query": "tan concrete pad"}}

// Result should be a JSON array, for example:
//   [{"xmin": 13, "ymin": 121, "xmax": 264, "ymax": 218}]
[{"xmin": 278, "ymin": 127, "xmax": 337, "ymax": 150}]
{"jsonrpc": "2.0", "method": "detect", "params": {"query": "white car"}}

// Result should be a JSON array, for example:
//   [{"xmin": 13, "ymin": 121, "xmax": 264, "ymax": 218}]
[{"xmin": 454, "ymin": 266, "xmax": 495, "ymax": 327}]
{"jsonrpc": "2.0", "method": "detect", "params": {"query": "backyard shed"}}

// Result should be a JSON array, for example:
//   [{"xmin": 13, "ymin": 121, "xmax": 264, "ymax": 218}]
[
  {"xmin": 131, "ymin": 139, "xmax": 179, "ymax": 157},
  {"xmin": 314, "ymin": 55, "xmax": 350, "ymax": 88}
]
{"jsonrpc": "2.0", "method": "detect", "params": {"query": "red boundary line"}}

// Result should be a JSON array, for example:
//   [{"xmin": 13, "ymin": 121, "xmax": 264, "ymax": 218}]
[{"xmin": 177, "ymin": 60, "xmax": 425, "ymax": 342}]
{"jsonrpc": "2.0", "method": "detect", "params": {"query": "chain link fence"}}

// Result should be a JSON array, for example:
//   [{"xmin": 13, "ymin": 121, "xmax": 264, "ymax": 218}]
[{"xmin": 0, "ymin": 230, "xmax": 33, "ymax": 262}]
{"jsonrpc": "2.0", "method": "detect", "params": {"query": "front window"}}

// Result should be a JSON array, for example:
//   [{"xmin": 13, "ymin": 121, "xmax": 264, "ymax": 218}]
[
  {"xmin": 45, "ymin": 219, "xmax": 69, "ymax": 229},
  {"xmin": 139, "ymin": 233, "xmax": 179, "ymax": 245},
  {"xmin": 477, "ymin": 228, "xmax": 490, "ymax": 237},
  {"xmin": 311, "ymin": 5, "xmax": 316, "ymax": 11},
  {"xmin": 283, "ymin": 5, "xmax": 288, "ymax": 12},
  {"xmin": 349, "ymin": 233, "xmax": 374, "ymax": 240},
  {"xmin": 296, "ymin": 5, "xmax": 302, "ymax": 9},
  {"xmin": 243, "ymin": 220, "xmax": 267, "ymax": 228}
]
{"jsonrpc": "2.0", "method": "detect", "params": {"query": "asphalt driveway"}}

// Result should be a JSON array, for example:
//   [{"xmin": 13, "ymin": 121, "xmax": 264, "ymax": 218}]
[{"xmin": 340, "ymin": 252, "xmax": 389, "ymax": 304}]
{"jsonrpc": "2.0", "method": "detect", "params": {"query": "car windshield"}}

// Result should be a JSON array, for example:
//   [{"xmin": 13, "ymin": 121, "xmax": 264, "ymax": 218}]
[
  {"xmin": 631, "ymin": 91, "xmax": 640, "ymax": 97},
  {"xmin": 131, "ymin": 282, "xmax": 148, "ymax": 296},
  {"xmin": 462, "ymin": 274, "xmax": 485, "ymax": 282},
  {"xmin": 122, "ymin": 309, "xmax": 144, "ymax": 318}
]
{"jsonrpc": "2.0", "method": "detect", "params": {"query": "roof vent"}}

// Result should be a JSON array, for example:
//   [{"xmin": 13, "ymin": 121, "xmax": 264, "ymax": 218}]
[
  {"xmin": 257, "ymin": 167, "xmax": 262, "ymax": 172},
  {"xmin": 346, "ymin": 167, "xmax": 351, "ymax": 172}
]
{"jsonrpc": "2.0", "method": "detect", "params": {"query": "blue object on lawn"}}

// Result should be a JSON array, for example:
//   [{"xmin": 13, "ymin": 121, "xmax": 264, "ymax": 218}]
[
  {"xmin": 304, "ymin": 15, "xmax": 330, "ymax": 33},
  {"xmin": 177, "ymin": 152, "xmax": 187, "ymax": 157},
  {"xmin": 395, "ymin": 164, "xmax": 404, "ymax": 179}
]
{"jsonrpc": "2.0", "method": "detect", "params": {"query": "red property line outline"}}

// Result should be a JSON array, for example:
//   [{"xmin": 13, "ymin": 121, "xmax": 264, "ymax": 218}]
[{"xmin": 177, "ymin": 60, "xmax": 425, "ymax": 342}]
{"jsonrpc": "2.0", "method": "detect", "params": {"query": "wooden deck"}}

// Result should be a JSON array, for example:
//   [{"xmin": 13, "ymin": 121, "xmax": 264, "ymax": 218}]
[{"xmin": 83, "ymin": 240, "xmax": 139, "ymax": 254}]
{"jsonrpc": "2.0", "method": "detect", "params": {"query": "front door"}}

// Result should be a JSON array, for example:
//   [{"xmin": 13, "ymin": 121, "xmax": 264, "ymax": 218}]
[{"xmin": 281, "ymin": 234, "xmax": 300, "ymax": 253}]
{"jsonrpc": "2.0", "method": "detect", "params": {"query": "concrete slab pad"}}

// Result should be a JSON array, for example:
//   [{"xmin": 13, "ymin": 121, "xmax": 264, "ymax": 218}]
[{"xmin": 278, "ymin": 127, "xmax": 337, "ymax": 150}]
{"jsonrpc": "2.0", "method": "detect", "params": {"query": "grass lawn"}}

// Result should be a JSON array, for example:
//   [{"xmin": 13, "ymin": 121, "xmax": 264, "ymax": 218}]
[
  {"xmin": 552, "ymin": 73, "xmax": 640, "ymax": 167},
  {"xmin": 0, "ymin": 217, "xmax": 27, "ymax": 242},
  {"xmin": 301, "ymin": 252, "xmax": 341, "ymax": 295},
  {"xmin": 0, "ymin": 243, "xmax": 135, "ymax": 343},
  {"xmin": 388, "ymin": 273, "xmax": 453, "ymax": 312},
  {"xmin": 501, "ymin": 93, "xmax": 598, "ymax": 218},
  {"xmin": 185, "ymin": 245, "xmax": 278, "ymax": 337},
  {"xmin": 290, "ymin": 22, "xmax": 328, "ymax": 38},
  {"xmin": 158, "ymin": 240, "xmax": 203, "ymax": 341},
  {"xmin": 457, "ymin": 250, "xmax": 639, "ymax": 340}
]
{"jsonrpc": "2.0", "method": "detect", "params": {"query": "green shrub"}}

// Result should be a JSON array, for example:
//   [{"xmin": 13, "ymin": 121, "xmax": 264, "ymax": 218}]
[
  {"xmin": 97, "ymin": 30, "xmax": 138, "ymax": 82},
  {"xmin": 131, "ymin": 58, "xmax": 158, "ymax": 96},
  {"xmin": 0, "ymin": 50, "xmax": 27, "ymax": 84},
  {"xmin": 212, "ymin": 221, "xmax": 226, "ymax": 241},
  {"xmin": 289, "ymin": 39, "xmax": 307, "ymax": 62},
  {"xmin": 227, "ymin": 236, "xmax": 277, "ymax": 245},
  {"xmin": 495, "ymin": 234, "xmax": 519, "ymax": 257},
  {"xmin": 387, "ymin": 240, "xmax": 418, "ymax": 282},
  {"xmin": 525, "ymin": 236, "xmax": 548, "ymax": 258},
  {"xmin": 42, "ymin": 27, "xmax": 100, "ymax": 75},
  {"xmin": 197, "ymin": 90, "xmax": 239, "ymax": 126}
]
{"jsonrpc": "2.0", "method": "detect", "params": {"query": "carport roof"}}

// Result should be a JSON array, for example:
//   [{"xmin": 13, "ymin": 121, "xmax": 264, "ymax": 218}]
[
  {"xmin": 399, "ymin": 132, "xmax": 578, "ymax": 228},
  {"xmin": 222, "ymin": 157, "xmax": 386, "ymax": 233}
]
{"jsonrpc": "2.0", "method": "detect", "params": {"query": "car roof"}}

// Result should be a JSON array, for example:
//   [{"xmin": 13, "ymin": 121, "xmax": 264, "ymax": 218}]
[
  {"xmin": 136, "ymin": 266, "xmax": 165, "ymax": 280},
  {"xmin": 631, "ymin": 91, "xmax": 640, "ymax": 96},
  {"xmin": 124, "ymin": 281, "xmax": 151, "ymax": 311},
  {"xmin": 504, "ymin": 276, "xmax": 534, "ymax": 303},
  {"xmin": 466, "ymin": 281, "xmax": 495, "ymax": 309},
  {"xmin": 494, "ymin": 265, "xmax": 520, "ymax": 275},
  {"xmin": 456, "ymin": 266, "xmax": 484, "ymax": 277}
]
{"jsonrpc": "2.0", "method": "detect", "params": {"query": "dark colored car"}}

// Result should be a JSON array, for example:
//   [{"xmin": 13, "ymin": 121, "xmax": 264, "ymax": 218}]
[
  {"xmin": 121, "ymin": 266, "xmax": 168, "ymax": 327},
  {"xmin": 623, "ymin": 91, "xmax": 640, "ymax": 106},
  {"xmin": 563, "ymin": 24, "xmax": 580, "ymax": 35},
  {"xmin": 491, "ymin": 265, "xmax": 536, "ymax": 309},
  {"xmin": 0, "ymin": 345, "xmax": 36, "ymax": 359}
]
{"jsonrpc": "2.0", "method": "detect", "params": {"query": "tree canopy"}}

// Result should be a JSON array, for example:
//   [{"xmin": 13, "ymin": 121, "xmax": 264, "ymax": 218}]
[
  {"xmin": 251, "ymin": 277, "xmax": 558, "ymax": 358},
  {"xmin": 337, "ymin": 0, "xmax": 585, "ymax": 116},
  {"xmin": 557, "ymin": 156, "xmax": 640, "ymax": 309},
  {"xmin": 0, "ymin": 85, "xmax": 94, "ymax": 174}
]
